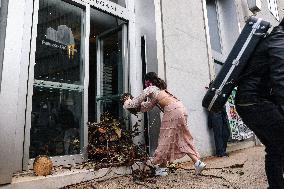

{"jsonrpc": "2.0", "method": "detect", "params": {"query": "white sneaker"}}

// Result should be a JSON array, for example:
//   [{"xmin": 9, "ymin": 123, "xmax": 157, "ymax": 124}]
[
  {"xmin": 146, "ymin": 158, "xmax": 155, "ymax": 167},
  {"xmin": 155, "ymin": 167, "xmax": 168, "ymax": 176},
  {"xmin": 194, "ymin": 160, "xmax": 206, "ymax": 175}
]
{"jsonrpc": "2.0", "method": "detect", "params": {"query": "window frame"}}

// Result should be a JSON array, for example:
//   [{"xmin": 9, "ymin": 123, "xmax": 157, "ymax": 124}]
[
  {"xmin": 0, "ymin": 0, "xmax": 9, "ymax": 91},
  {"xmin": 206, "ymin": 0, "xmax": 224, "ymax": 62}
]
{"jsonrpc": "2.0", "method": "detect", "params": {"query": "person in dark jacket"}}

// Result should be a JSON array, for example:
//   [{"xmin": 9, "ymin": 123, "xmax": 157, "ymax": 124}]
[
  {"xmin": 208, "ymin": 106, "xmax": 230, "ymax": 157},
  {"xmin": 235, "ymin": 18, "xmax": 284, "ymax": 189}
]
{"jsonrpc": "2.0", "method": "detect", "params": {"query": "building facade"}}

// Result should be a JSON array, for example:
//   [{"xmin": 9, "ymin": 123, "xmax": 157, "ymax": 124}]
[{"xmin": 0, "ymin": 0, "xmax": 283, "ymax": 185}]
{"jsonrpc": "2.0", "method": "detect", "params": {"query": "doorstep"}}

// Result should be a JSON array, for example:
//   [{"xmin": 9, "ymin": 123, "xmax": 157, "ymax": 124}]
[{"xmin": 0, "ymin": 164, "xmax": 140, "ymax": 189}]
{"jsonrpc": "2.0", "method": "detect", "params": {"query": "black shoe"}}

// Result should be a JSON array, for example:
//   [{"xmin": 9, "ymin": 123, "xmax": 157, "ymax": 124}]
[
  {"xmin": 216, "ymin": 153, "xmax": 229, "ymax": 157},
  {"xmin": 221, "ymin": 153, "xmax": 229, "ymax": 157}
]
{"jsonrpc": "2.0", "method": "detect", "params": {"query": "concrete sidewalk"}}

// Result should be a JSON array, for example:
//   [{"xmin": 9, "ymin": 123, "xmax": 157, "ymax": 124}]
[{"xmin": 63, "ymin": 146, "xmax": 267, "ymax": 189}]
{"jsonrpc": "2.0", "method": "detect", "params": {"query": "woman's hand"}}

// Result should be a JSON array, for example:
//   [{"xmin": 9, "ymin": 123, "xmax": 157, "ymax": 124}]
[
  {"xmin": 122, "ymin": 97, "xmax": 132, "ymax": 109},
  {"xmin": 123, "ymin": 98, "xmax": 141, "ymax": 115}
]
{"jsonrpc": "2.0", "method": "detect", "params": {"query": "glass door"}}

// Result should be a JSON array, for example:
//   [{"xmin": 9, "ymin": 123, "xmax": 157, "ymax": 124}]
[{"xmin": 96, "ymin": 25, "xmax": 127, "ymax": 121}]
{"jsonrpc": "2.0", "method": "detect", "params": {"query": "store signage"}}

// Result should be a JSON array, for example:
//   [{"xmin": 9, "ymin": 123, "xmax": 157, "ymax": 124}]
[
  {"xmin": 45, "ymin": 25, "xmax": 75, "ymax": 46},
  {"xmin": 42, "ymin": 39, "xmax": 66, "ymax": 50},
  {"xmin": 93, "ymin": 0, "xmax": 118, "ymax": 11}
]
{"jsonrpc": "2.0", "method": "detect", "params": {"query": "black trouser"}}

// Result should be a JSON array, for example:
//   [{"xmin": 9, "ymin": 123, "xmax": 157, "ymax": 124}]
[
  {"xmin": 212, "ymin": 124, "xmax": 230, "ymax": 156},
  {"xmin": 236, "ymin": 101, "xmax": 284, "ymax": 189}
]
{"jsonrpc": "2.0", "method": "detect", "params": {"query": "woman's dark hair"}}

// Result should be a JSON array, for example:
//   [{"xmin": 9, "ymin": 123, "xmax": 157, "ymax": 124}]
[
  {"xmin": 120, "ymin": 93, "xmax": 133, "ymax": 104},
  {"xmin": 144, "ymin": 72, "xmax": 167, "ymax": 90}
]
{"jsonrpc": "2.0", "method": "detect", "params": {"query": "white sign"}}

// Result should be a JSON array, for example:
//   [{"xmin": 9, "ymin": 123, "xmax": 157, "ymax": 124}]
[
  {"xmin": 267, "ymin": 0, "xmax": 279, "ymax": 21},
  {"xmin": 87, "ymin": 0, "xmax": 130, "ymax": 20}
]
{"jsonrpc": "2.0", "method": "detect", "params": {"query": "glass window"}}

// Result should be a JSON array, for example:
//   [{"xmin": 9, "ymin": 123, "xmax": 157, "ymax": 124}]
[
  {"xmin": 30, "ymin": 0, "xmax": 84, "ymax": 158},
  {"xmin": 206, "ymin": 0, "xmax": 239, "ymax": 62},
  {"xmin": 206, "ymin": 0, "xmax": 222, "ymax": 53},
  {"xmin": 0, "ymin": 0, "xmax": 9, "ymax": 88}
]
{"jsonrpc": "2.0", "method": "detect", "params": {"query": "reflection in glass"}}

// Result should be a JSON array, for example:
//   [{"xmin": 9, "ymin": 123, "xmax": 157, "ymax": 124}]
[
  {"xmin": 99, "ymin": 30, "xmax": 124, "ymax": 119},
  {"xmin": 30, "ymin": 0, "xmax": 84, "ymax": 158},
  {"xmin": 31, "ymin": 87, "xmax": 82, "ymax": 157},
  {"xmin": 88, "ymin": 8, "xmax": 126, "ymax": 122}
]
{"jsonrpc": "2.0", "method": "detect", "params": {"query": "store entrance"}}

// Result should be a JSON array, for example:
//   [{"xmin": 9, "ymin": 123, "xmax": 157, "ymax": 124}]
[{"xmin": 88, "ymin": 8, "xmax": 127, "ymax": 122}]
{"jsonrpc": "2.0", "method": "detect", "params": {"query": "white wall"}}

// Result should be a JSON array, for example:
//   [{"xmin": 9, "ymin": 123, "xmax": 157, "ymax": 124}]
[
  {"xmin": 133, "ymin": 0, "xmax": 162, "ymax": 155},
  {"xmin": 0, "ymin": 0, "xmax": 27, "ymax": 184},
  {"xmin": 159, "ymin": 0, "xmax": 215, "ymax": 157}
]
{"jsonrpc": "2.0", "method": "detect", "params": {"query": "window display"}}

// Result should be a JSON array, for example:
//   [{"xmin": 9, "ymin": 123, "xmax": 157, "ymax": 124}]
[{"xmin": 30, "ymin": 0, "xmax": 84, "ymax": 158}]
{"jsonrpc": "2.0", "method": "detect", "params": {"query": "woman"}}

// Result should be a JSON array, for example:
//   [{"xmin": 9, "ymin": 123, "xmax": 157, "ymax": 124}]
[{"xmin": 122, "ymin": 72, "xmax": 206, "ymax": 176}]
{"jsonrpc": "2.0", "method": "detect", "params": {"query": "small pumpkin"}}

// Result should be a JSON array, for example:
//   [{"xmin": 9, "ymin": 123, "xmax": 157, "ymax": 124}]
[{"xmin": 33, "ymin": 155, "xmax": 53, "ymax": 176}]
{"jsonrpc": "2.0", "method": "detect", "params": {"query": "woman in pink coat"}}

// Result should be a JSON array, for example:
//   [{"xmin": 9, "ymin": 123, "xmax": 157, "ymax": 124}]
[{"xmin": 122, "ymin": 72, "xmax": 206, "ymax": 176}]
